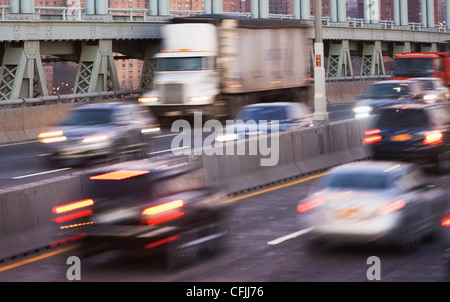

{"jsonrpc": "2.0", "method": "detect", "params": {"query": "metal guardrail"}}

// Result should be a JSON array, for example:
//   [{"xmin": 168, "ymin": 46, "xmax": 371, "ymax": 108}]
[
  {"xmin": 0, "ymin": 5, "xmax": 448, "ymax": 33},
  {"xmin": 0, "ymin": 89, "xmax": 145, "ymax": 107},
  {"xmin": 0, "ymin": 76, "xmax": 392, "ymax": 108}
]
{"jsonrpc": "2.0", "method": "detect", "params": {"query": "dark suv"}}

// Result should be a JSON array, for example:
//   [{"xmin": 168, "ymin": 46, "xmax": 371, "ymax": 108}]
[{"xmin": 363, "ymin": 103, "xmax": 450, "ymax": 173}]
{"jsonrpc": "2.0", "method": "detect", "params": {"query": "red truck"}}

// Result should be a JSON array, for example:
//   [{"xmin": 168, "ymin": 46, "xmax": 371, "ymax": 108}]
[{"xmin": 393, "ymin": 52, "xmax": 450, "ymax": 86}]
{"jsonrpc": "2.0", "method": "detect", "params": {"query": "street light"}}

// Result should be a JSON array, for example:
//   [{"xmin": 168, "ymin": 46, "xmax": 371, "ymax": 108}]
[{"xmin": 313, "ymin": 0, "xmax": 329, "ymax": 126}]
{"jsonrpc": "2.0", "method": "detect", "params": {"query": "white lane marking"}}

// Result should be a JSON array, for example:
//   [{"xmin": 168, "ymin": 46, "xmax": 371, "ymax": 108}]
[
  {"xmin": 154, "ymin": 133, "xmax": 180, "ymax": 138},
  {"xmin": 267, "ymin": 227, "xmax": 313, "ymax": 245},
  {"xmin": 149, "ymin": 146, "xmax": 190, "ymax": 155},
  {"xmin": 12, "ymin": 168, "xmax": 71, "ymax": 179},
  {"xmin": 38, "ymin": 153, "xmax": 51, "ymax": 157}
]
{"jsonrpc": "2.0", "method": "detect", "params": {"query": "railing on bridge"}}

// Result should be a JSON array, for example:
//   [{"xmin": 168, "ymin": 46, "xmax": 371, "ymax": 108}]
[{"xmin": 0, "ymin": 5, "xmax": 448, "ymax": 33}]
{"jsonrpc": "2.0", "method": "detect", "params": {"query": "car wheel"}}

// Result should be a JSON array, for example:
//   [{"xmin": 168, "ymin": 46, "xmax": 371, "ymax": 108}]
[{"xmin": 436, "ymin": 150, "xmax": 450, "ymax": 174}]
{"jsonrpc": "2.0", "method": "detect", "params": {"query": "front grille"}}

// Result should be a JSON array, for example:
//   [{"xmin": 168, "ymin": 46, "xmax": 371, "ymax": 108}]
[{"xmin": 163, "ymin": 84, "xmax": 184, "ymax": 104}]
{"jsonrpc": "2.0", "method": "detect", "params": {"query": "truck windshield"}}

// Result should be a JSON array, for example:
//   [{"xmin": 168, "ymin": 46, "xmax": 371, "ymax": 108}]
[
  {"xmin": 393, "ymin": 58, "xmax": 434, "ymax": 77},
  {"xmin": 156, "ymin": 57, "xmax": 207, "ymax": 71}
]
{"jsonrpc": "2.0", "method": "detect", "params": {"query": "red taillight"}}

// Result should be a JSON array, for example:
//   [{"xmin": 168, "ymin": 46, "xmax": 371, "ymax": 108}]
[
  {"xmin": 142, "ymin": 200, "xmax": 184, "ymax": 225},
  {"xmin": 363, "ymin": 129, "xmax": 382, "ymax": 144},
  {"xmin": 89, "ymin": 170, "xmax": 150, "ymax": 180},
  {"xmin": 142, "ymin": 200, "xmax": 184, "ymax": 216},
  {"xmin": 297, "ymin": 198, "xmax": 325, "ymax": 213},
  {"xmin": 52, "ymin": 210, "xmax": 93, "ymax": 223},
  {"xmin": 379, "ymin": 200, "xmax": 406, "ymax": 215},
  {"xmin": 442, "ymin": 215, "xmax": 450, "ymax": 227},
  {"xmin": 423, "ymin": 130, "xmax": 443, "ymax": 145},
  {"xmin": 52, "ymin": 199, "xmax": 94, "ymax": 214}
]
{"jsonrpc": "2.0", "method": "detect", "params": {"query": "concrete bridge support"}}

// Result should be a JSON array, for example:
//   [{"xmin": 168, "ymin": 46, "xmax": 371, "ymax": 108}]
[
  {"xmin": 360, "ymin": 41, "xmax": 385, "ymax": 76},
  {"xmin": 327, "ymin": 40, "xmax": 353, "ymax": 77},
  {"xmin": 73, "ymin": 40, "xmax": 119, "ymax": 97},
  {"xmin": 293, "ymin": 0, "xmax": 311, "ymax": 20},
  {"xmin": 0, "ymin": 41, "xmax": 47, "ymax": 100}
]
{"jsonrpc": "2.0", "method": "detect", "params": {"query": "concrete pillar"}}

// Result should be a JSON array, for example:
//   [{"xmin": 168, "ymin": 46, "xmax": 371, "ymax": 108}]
[
  {"xmin": 330, "ymin": 0, "xmax": 337, "ymax": 22},
  {"xmin": 364, "ymin": 0, "xmax": 380, "ymax": 24},
  {"xmin": 251, "ymin": 0, "xmax": 269, "ymax": 18},
  {"xmin": 9, "ymin": 0, "xmax": 20, "ymax": 14},
  {"xmin": 338, "ymin": 0, "xmax": 346, "ymax": 22},
  {"xmin": 427, "ymin": 0, "xmax": 435, "ymax": 28},
  {"xmin": 204, "ymin": 0, "xmax": 212, "ymax": 14},
  {"xmin": 149, "ymin": 0, "xmax": 159, "ymax": 16},
  {"xmin": 294, "ymin": 0, "xmax": 311, "ymax": 20},
  {"xmin": 85, "ymin": 0, "xmax": 95, "ymax": 15},
  {"xmin": 95, "ymin": 0, "xmax": 108, "ymax": 15},
  {"xmin": 447, "ymin": 0, "xmax": 450, "ymax": 30},
  {"xmin": 19, "ymin": 0, "xmax": 34, "ymax": 14},
  {"xmin": 212, "ymin": 0, "xmax": 223, "ymax": 14},
  {"xmin": 158, "ymin": 0, "xmax": 170, "ymax": 16},
  {"xmin": 421, "ymin": 0, "xmax": 428, "ymax": 27},
  {"xmin": 400, "ymin": 0, "xmax": 408, "ymax": 26},
  {"xmin": 251, "ymin": 0, "xmax": 259, "ymax": 18},
  {"xmin": 394, "ymin": 0, "xmax": 400, "ymax": 25}
]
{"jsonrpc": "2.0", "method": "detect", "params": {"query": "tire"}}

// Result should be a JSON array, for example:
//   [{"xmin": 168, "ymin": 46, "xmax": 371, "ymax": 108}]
[{"xmin": 436, "ymin": 150, "xmax": 450, "ymax": 174}]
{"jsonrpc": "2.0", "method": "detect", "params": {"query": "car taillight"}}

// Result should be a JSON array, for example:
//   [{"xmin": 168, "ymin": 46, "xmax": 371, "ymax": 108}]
[
  {"xmin": 363, "ymin": 129, "xmax": 382, "ymax": 144},
  {"xmin": 378, "ymin": 200, "xmax": 406, "ymax": 215},
  {"xmin": 142, "ymin": 200, "xmax": 184, "ymax": 225},
  {"xmin": 442, "ymin": 213, "xmax": 450, "ymax": 227},
  {"xmin": 423, "ymin": 130, "xmax": 443, "ymax": 145},
  {"xmin": 297, "ymin": 198, "xmax": 325, "ymax": 213},
  {"xmin": 52, "ymin": 199, "xmax": 94, "ymax": 214}
]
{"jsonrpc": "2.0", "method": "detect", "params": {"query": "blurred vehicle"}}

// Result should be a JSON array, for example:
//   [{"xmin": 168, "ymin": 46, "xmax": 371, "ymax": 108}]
[
  {"xmin": 138, "ymin": 15, "xmax": 312, "ymax": 118},
  {"xmin": 215, "ymin": 102, "xmax": 312, "ymax": 143},
  {"xmin": 297, "ymin": 161, "xmax": 447, "ymax": 250},
  {"xmin": 393, "ymin": 52, "xmax": 450, "ymax": 86},
  {"xmin": 363, "ymin": 103, "xmax": 450, "ymax": 174},
  {"xmin": 411, "ymin": 77, "xmax": 448, "ymax": 103},
  {"xmin": 38, "ymin": 102, "xmax": 160, "ymax": 166},
  {"xmin": 353, "ymin": 80, "xmax": 424, "ymax": 118},
  {"xmin": 51, "ymin": 157, "xmax": 231, "ymax": 267}
]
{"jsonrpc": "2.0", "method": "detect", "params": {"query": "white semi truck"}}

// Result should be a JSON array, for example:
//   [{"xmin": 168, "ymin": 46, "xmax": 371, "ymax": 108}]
[{"xmin": 138, "ymin": 15, "xmax": 312, "ymax": 119}]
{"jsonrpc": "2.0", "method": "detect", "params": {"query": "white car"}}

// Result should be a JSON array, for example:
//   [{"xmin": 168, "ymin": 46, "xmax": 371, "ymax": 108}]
[
  {"xmin": 412, "ymin": 77, "xmax": 448, "ymax": 103},
  {"xmin": 297, "ymin": 161, "xmax": 447, "ymax": 250}
]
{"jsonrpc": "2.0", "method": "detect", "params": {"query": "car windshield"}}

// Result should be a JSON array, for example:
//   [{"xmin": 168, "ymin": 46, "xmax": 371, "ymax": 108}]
[
  {"xmin": 235, "ymin": 106, "xmax": 288, "ymax": 122},
  {"xmin": 393, "ymin": 58, "xmax": 434, "ymax": 77},
  {"xmin": 376, "ymin": 109, "xmax": 429, "ymax": 128},
  {"xmin": 364, "ymin": 83, "xmax": 413, "ymax": 98},
  {"xmin": 324, "ymin": 172, "xmax": 389, "ymax": 190},
  {"xmin": 156, "ymin": 57, "xmax": 207, "ymax": 71},
  {"xmin": 60, "ymin": 109, "xmax": 113, "ymax": 126}
]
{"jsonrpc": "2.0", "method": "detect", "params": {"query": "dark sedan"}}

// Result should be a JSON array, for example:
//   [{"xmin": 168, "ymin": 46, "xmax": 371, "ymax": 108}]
[
  {"xmin": 51, "ymin": 156, "xmax": 231, "ymax": 267},
  {"xmin": 353, "ymin": 80, "xmax": 424, "ymax": 118}
]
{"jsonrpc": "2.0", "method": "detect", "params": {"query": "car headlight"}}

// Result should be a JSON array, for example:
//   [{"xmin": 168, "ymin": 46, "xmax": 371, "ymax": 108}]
[
  {"xmin": 82, "ymin": 134, "xmax": 112, "ymax": 144},
  {"xmin": 423, "ymin": 94, "xmax": 437, "ymax": 102},
  {"xmin": 189, "ymin": 96, "xmax": 211, "ymax": 103},
  {"xmin": 38, "ymin": 131, "xmax": 67, "ymax": 143},
  {"xmin": 353, "ymin": 106, "xmax": 373, "ymax": 113},
  {"xmin": 215, "ymin": 133, "xmax": 238, "ymax": 143},
  {"xmin": 141, "ymin": 127, "xmax": 161, "ymax": 134},
  {"xmin": 138, "ymin": 96, "xmax": 159, "ymax": 104}
]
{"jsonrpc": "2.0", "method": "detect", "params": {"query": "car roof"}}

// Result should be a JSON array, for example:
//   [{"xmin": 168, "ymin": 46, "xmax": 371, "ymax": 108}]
[
  {"xmin": 329, "ymin": 160, "xmax": 412, "ymax": 174},
  {"xmin": 371, "ymin": 80, "xmax": 418, "ymax": 85},
  {"xmin": 73, "ymin": 102, "xmax": 136, "ymax": 110},
  {"xmin": 380, "ymin": 103, "xmax": 441, "ymax": 110},
  {"xmin": 242, "ymin": 102, "xmax": 298, "ymax": 108},
  {"xmin": 411, "ymin": 77, "xmax": 441, "ymax": 81}
]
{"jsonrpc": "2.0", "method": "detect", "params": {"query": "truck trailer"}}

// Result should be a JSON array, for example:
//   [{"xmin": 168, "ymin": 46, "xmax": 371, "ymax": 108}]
[{"xmin": 138, "ymin": 15, "xmax": 313, "ymax": 119}]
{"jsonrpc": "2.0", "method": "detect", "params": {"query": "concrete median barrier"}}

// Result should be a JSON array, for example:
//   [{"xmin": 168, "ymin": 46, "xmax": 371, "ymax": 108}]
[
  {"xmin": 0, "ymin": 117, "xmax": 376, "ymax": 261},
  {"xmin": 0, "ymin": 110, "xmax": 10, "ymax": 145}
]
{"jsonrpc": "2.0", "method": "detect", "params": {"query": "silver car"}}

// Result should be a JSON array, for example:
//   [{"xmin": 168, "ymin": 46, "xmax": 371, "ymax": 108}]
[
  {"xmin": 39, "ymin": 102, "xmax": 161, "ymax": 166},
  {"xmin": 297, "ymin": 161, "xmax": 447, "ymax": 250},
  {"xmin": 412, "ymin": 77, "xmax": 448, "ymax": 104}
]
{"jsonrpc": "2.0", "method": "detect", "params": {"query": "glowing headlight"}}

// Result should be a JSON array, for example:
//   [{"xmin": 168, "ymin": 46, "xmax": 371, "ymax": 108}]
[
  {"xmin": 82, "ymin": 135, "xmax": 110, "ymax": 144},
  {"xmin": 424, "ymin": 94, "xmax": 437, "ymax": 101},
  {"xmin": 138, "ymin": 96, "xmax": 159, "ymax": 103},
  {"xmin": 215, "ymin": 133, "xmax": 238, "ymax": 142},
  {"xmin": 353, "ymin": 106, "xmax": 373, "ymax": 113},
  {"xmin": 190, "ymin": 96, "xmax": 211, "ymax": 103},
  {"xmin": 38, "ymin": 131, "xmax": 67, "ymax": 143},
  {"xmin": 141, "ymin": 127, "xmax": 161, "ymax": 134}
]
